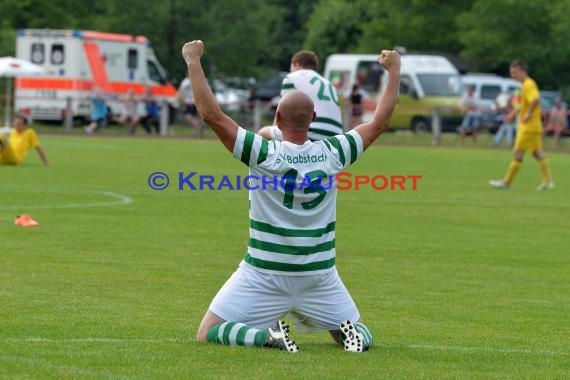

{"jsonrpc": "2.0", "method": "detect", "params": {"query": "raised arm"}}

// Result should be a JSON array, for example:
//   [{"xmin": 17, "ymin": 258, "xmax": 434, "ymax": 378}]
[
  {"xmin": 181, "ymin": 40, "xmax": 237, "ymax": 152},
  {"xmin": 352, "ymin": 50, "xmax": 401, "ymax": 150}
]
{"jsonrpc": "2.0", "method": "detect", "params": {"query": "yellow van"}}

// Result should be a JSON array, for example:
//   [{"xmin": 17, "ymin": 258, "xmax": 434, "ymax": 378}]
[{"xmin": 324, "ymin": 53, "xmax": 463, "ymax": 132}]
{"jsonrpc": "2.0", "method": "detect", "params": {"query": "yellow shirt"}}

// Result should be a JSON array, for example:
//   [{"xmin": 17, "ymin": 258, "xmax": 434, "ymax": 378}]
[
  {"xmin": 518, "ymin": 78, "xmax": 542, "ymax": 133},
  {"xmin": 1, "ymin": 128, "xmax": 41, "ymax": 164}
]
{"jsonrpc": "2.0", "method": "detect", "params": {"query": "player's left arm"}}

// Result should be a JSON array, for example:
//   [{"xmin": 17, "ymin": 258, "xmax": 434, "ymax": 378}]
[
  {"xmin": 35, "ymin": 146, "xmax": 48, "ymax": 166},
  {"xmin": 352, "ymin": 50, "xmax": 400, "ymax": 150},
  {"xmin": 29, "ymin": 130, "xmax": 48, "ymax": 166},
  {"xmin": 182, "ymin": 40, "xmax": 237, "ymax": 152}
]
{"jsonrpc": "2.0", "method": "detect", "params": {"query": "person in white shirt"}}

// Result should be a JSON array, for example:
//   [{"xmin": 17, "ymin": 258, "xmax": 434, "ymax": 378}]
[
  {"xmin": 178, "ymin": 76, "xmax": 205, "ymax": 136},
  {"xmin": 258, "ymin": 50, "xmax": 344, "ymax": 141},
  {"xmin": 458, "ymin": 84, "xmax": 482, "ymax": 145}
]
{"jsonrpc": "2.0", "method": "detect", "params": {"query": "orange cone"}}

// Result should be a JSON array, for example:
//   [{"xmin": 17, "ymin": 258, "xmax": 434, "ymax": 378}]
[{"xmin": 14, "ymin": 214, "xmax": 40, "ymax": 227}]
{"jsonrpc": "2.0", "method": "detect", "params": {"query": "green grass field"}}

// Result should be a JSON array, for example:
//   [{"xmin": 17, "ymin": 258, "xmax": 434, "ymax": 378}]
[{"xmin": 1, "ymin": 132, "xmax": 569, "ymax": 379}]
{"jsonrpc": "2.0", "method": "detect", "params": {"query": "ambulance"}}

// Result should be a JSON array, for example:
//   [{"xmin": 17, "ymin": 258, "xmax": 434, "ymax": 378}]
[
  {"xmin": 14, "ymin": 29, "xmax": 177, "ymax": 122},
  {"xmin": 324, "ymin": 53, "xmax": 463, "ymax": 132}
]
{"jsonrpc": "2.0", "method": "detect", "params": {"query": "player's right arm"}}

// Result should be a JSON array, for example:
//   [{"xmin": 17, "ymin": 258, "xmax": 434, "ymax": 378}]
[
  {"xmin": 182, "ymin": 40, "xmax": 237, "ymax": 152},
  {"xmin": 352, "ymin": 50, "xmax": 401, "ymax": 150}
]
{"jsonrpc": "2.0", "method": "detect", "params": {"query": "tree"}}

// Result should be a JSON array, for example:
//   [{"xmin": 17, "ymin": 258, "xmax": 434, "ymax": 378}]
[
  {"xmin": 457, "ymin": 0, "xmax": 570, "ymax": 91},
  {"xmin": 304, "ymin": 0, "xmax": 371, "ymax": 70},
  {"xmin": 358, "ymin": 0, "xmax": 470, "ymax": 54}
]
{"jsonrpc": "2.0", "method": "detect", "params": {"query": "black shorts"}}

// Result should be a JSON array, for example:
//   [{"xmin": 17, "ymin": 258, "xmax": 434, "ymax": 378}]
[{"xmin": 184, "ymin": 104, "xmax": 198, "ymax": 116}]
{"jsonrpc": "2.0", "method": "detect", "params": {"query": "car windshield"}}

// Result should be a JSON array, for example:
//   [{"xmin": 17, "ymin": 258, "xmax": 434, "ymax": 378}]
[{"xmin": 417, "ymin": 74, "xmax": 462, "ymax": 96}]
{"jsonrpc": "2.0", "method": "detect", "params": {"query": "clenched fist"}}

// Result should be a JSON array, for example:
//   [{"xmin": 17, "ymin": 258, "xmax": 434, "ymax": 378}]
[
  {"xmin": 379, "ymin": 50, "xmax": 400, "ymax": 73},
  {"xmin": 182, "ymin": 40, "xmax": 204, "ymax": 65}
]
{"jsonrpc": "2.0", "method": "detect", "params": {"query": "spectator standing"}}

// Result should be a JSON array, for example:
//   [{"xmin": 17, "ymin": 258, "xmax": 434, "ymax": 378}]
[
  {"xmin": 345, "ymin": 82, "xmax": 368, "ymax": 130},
  {"xmin": 118, "ymin": 89, "xmax": 140, "ymax": 135},
  {"xmin": 458, "ymin": 84, "xmax": 482, "ymax": 145},
  {"xmin": 84, "ymin": 88, "xmax": 108, "ymax": 134},
  {"xmin": 178, "ymin": 76, "xmax": 205, "ymax": 136},
  {"xmin": 493, "ymin": 89, "xmax": 520, "ymax": 147},
  {"xmin": 141, "ymin": 87, "xmax": 161, "ymax": 135},
  {"xmin": 543, "ymin": 97, "xmax": 567, "ymax": 147}
]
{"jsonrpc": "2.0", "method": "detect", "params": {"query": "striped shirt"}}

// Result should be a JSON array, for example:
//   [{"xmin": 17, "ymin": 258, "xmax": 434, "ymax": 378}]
[
  {"xmin": 281, "ymin": 69, "xmax": 344, "ymax": 140},
  {"xmin": 233, "ymin": 127, "xmax": 363, "ymax": 275}
]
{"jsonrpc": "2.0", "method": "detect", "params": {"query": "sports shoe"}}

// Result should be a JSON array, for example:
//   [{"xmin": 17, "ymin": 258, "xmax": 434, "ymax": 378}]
[
  {"xmin": 339, "ymin": 320, "xmax": 365, "ymax": 352},
  {"xmin": 264, "ymin": 320, "xmax": 298, "ymax": 353},
  {"xmin": 537, "ymin": 181, "xmax": 555, "ymax": 191},
  {"xmin": 14, "ymin": 214, "xmax": 40, "ymax": 227},
  {"xmin": 489, "ymin": 179, "xmax": 509, "ymax": 189}
]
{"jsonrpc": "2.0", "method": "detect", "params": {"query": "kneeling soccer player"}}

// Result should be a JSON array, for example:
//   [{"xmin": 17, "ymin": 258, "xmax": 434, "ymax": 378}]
[{"xmin": 182, "ymin": 40, "xmax": 400, "ymax": 352}]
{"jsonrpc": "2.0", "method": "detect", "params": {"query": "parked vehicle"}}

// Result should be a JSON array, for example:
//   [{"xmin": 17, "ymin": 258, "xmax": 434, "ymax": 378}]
[
  {"xmin": 210, "ymin": 79, "xmax": 250, "ymax": 112},
  {"xmin": 14, "ymin": 29, "xmax": 177, "ymax": 122},
  {"xmin": 461, "ymin": 73, "xmax": 521, "ymax": 132},
  {"xmin": 249, "ymin": 71, "xmax": 288, "ymax": 109},
  {"xmin": 324, "ymin": 53, "xmax": 463, "ymax": 132}
]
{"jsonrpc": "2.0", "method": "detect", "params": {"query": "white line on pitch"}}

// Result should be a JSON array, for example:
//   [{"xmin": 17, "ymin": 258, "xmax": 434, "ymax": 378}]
[
  {"xmin": 0, "ymin": 190, "xmax": 132, "ymax": 210},
  {"xmin": 1, "ymin": 338, "xmax": 568, "ymax": 356}
]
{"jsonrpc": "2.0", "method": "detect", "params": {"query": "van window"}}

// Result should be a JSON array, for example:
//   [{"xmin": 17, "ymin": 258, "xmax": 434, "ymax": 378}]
[
  {"xmin": 480, "ymin": 85, "xmax": 501, "ymax": 100},
  {"xmin": 417, "ymin": 74, "xmax": 462, "ymax": 96},
  {"xmin": 31, "ymin": 43, "xmax": 45, "ymax": 64},
  {"xmin": 51, "ymin": 44, "xmax": 64, "ymax": 65},
  {"xmin": 128, "ymin": 49, "xmax": 138, "ymax": 70},
  {"xmin": 148, "ymin": 60, "xmax": 165, "ymax": 83},
  {"xmin": 506, "ymin": 86, "xmax": 519, "ymax": 95},
  {"xmin": 329, "ymin": 70, "xmax": 350, "ymax": 93},
  {"xmin": 356, "ymin": 60, "xmax": 382, "ymax": 94}
]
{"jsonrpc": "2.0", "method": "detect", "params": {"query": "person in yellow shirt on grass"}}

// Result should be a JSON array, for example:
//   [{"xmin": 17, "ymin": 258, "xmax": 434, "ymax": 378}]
[
  {"xmin": 489, "ymin": 59, "xmax": 553, "ymax": 191},
  {"xmin": 0, "ymin": 114, "xmax": 49, "ymax": 166}
]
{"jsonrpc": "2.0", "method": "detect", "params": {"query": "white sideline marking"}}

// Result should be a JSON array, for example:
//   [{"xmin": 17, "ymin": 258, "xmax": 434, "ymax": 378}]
[
  {"xmin": 0, "ymin": 189, "xmax": 132, "ymax": 211},
  {"xmin": 1, "ymin": 338, "xmax": 568, "ymax": 357}
]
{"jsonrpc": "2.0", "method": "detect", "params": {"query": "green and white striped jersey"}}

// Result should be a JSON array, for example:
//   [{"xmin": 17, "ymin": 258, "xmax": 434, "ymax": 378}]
[
  {"xmin": 233, "ymin": 127, "xmax": 364, "ymax": 276},
  {"xmin": 281, "ymin": 69, "xmax": 344, "ymax": 140}
]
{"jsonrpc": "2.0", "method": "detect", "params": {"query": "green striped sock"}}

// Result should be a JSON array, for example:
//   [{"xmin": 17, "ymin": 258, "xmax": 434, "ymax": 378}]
[
  {"xmin": 206, "ymin": 322, "xmax": 268, "ymax": 347},
  {"xmin": 338, "ymin": 322, "xmax": 373, "ymax": 350},
  {"xmin": 354, "ymin": 322, "xmax": 373, "ymax": 350}
]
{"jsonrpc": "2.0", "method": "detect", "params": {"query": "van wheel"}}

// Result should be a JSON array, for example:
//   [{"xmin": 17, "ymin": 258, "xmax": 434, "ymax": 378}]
[{"xmin": 411, "ymin": 118, "xmax": 431, "ymax": 134}]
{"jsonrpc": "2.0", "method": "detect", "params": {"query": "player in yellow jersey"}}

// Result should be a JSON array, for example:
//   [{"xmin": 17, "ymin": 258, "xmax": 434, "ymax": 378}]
[
  {"xmin": 489, "ymin": 59, "xmax": 553, "ymax": 191},
  {"xmin": 0, "ymin": 114, "xmax": 49, "ymax": 166}
]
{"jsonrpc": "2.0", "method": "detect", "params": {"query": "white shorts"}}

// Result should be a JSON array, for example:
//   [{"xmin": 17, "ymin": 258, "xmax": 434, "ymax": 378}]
[{"xmin": 209, "ymin": 262, "xmax": 360, "ymax": 334}]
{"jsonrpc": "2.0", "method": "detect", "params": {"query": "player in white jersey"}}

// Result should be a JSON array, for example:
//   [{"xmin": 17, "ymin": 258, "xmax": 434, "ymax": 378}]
[
  {"xmin": 258, "ymin": 50, "xmax": 344, "ymax": 141},
  {"xmin": 182, "ymin": 40, "xmax": 400, "ymax": 353}
]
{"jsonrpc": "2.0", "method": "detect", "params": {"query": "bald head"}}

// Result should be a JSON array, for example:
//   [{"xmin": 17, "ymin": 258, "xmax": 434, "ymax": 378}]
[{"xmin": 275, "ymin": 91, "xmax": 315, "ymax": 133}]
